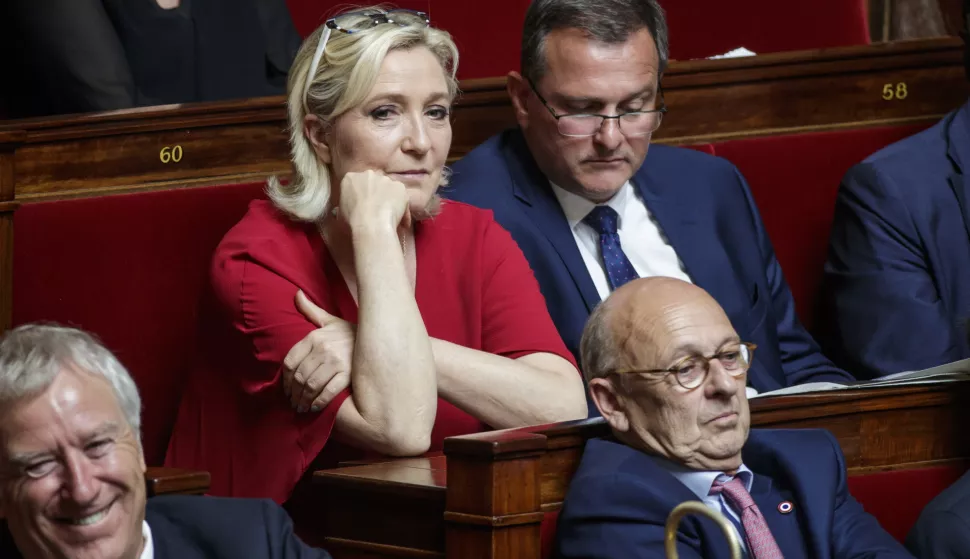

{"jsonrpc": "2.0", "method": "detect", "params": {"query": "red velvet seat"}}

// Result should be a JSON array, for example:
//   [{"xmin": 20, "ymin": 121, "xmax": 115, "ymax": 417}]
[
  {"xmin": 285, "ymin": 0, "xmax": 869, "ymax": 78},
  {"xmin": 284, "ymin": 0, "xmax": 529, "ymax": 80},
  {"xmin": 664, "ymin": 0, "xmax": 870, "ymax": 61},
  {"xmin": 12, "ymin": 182, "xmax": 265, "ymax": 465},
  {"xmin": 708, "ymin": 123, "xmax": 930, "ymax": 331},
  {"xmin": 847, "ymin": 465, "xmax": 967, "ymax": 543}
]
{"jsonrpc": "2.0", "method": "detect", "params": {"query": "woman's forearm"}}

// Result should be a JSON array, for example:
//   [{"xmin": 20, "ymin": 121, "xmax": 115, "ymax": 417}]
[
  {"xmin": 350, "ymin": 224, "xmax": 436, "ymax": 454},
  {"xmin": 430, "ymin": 339, "xmax": 588, "ymax": 429}
]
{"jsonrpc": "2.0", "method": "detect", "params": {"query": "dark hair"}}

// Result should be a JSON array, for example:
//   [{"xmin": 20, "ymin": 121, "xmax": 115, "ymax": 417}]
[{"xmin": 520, "ymin": 0, "xmax": 669, "ymax": 84}]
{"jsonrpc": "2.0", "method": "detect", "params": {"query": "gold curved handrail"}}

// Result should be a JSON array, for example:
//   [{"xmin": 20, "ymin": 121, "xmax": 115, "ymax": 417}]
[{"xmin": 665, "ymin": 501, "xmax": 743, "ymax": 559}]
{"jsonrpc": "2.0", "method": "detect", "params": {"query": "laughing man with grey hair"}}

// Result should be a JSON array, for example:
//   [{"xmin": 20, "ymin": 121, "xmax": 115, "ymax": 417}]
[{"xmin": 0, "ymin": 323, "xmax": 331, "ymax": 559}]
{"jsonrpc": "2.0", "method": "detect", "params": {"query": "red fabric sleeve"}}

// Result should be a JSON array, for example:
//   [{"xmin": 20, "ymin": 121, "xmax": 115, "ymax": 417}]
[
  {"xmin": 212, "ymin": 239, "xmax": 351, "ymax": 460},
  {"xmin": 479, "ymin": 219, "xmax": 578, "ymax": 368}
]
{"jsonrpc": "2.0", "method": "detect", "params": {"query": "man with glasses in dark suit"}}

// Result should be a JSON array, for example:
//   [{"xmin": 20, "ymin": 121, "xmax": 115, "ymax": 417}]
[
  {"xmin": 555, "ymin": 277, "xmax": 911, "ymax": 559},
  {"xmin": 445, "ymin": 0, "xmax": 853, "ymax": 411}
]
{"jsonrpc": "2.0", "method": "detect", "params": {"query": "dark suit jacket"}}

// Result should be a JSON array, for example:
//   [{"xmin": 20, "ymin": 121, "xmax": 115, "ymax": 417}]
[
  {"xmin": 446, "ymin": 129, "xmax": 852, "ymax": 405},
  {"xmin": 821, "ymin": 100, "xmax": 970, "ymax": 379},
  {"xmin": 555, "ymin": 430, "xmax": 912, "ymax": 559},
  {"xmin": 907, "ymin": 469, "xmax": 970, "ymax": 559},
  {"xmin": 0, "ymin": 495, "xmax": 331, "ymax": 559}
]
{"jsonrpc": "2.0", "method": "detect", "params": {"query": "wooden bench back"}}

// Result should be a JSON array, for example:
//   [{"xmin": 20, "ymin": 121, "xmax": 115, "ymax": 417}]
[{"xmin": 312, "ymin": 383, "xmax": 970, "ymax": 558}]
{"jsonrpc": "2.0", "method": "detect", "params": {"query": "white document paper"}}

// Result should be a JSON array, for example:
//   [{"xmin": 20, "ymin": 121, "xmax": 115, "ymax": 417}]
[
  {"xmin": 748, "ymin": 358, "xmax": 970, "ymax": 399},
  {"xmin": 707, "ymin": 47, "xmax": 757, "ymax": 60}
]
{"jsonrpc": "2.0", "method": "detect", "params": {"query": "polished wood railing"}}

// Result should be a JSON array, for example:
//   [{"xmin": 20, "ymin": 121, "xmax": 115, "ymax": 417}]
[
  {"xmin": 309, "ymin": 382, "xmax": 970, "ymax": 558},
  {"xmin": 1, "ymin": 38, "xmax": 967, "ymax": 333}
]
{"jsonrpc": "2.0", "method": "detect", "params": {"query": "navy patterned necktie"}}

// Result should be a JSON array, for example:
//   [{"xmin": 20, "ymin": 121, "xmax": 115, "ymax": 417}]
[{"xmin": 582, "ymin": 205, "xmax": 640, "ymax": 291}]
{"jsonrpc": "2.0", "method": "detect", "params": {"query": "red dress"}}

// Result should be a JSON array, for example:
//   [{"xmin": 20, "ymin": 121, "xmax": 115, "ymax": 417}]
[{"xmin": 165, "ymin": 199, "xmax": 576, "ymax": 503}]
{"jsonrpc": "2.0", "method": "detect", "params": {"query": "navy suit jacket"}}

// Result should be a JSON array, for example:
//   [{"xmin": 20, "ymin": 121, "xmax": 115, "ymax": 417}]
[
  {"xmin": 0, "ymin": 495, "xmax": 330, "ymax": 559},
  {"xmin": 446, "ymin": 129, "xmax": 852, "ymax": 401},
  {"xmin": 555, "ymin": 430, "xmax": 912, "ymax": 559},
  {"xmin": 906, "ymin": 469, "xmax": 970, "ymax": 559},
  {"xmin": 821, "ymin": 100, "xmax": 970, "ymax": 379}
]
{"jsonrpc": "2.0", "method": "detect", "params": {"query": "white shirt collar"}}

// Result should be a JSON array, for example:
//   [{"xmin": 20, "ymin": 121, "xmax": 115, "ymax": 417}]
[
  {"xmin": 140, "ymin": 520, "xmax": 154, "ymax": 559},
  {"xmin": 650, "ymin": 455, "xmax": 755, "ymax": 500},
  {"xmin": 549, "ymin": 180, "xmax": 634, "ymax": 230}
]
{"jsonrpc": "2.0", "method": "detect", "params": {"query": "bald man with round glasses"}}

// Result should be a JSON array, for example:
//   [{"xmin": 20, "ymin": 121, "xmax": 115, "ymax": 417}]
[{"xmin": 555, "ymin": 277, "xmax": 911, "ymax": 559}]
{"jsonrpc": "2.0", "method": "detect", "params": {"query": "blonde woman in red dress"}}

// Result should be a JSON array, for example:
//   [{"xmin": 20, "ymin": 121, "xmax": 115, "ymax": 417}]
[{"xmin": 165, "ymin": 6, "xmax": 587, "ymax": 507}]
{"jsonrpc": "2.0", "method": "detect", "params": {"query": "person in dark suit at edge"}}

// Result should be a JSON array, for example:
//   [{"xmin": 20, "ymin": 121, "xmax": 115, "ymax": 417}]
[
  {"xmin": 1, "ymin": 0, "xmax": 301, "ymax": 118},
  {"xmin": 905, "ymin": 321, "xmax": 970, "ymax": 558},
  {"xmin": 0, "ymin": 324, "xmax": 331, "ymax": 559},
  {"xmin": 555, "ymin": 277, "xmax": 912, "ymax": 559},
  {"xmin": 820, "ymin": 0, "xmax": 970, "ymax": 379},
  {"xmin": 445, "ymin": 0, "xmax": 853, "ymax": 414}
]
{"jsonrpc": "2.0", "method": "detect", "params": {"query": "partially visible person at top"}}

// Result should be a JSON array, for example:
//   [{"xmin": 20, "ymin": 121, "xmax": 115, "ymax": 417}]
[
  {"xmin": 2, "ymin": 0, "xmax": 300, "ymax": 118},
  {"xmin": 445, "ymin": 0, "xmax": 854, "ymax": 413},
  {"xmin": 165, "ymin": 5, "xmax": 587, "ymax": 510}
]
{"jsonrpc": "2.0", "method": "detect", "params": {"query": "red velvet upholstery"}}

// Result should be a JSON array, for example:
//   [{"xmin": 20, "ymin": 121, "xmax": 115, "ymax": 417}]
[
  {"xmin": 284, "ymin": 0, "xmax": 869, "ymax": 79},
  {"xmin": 541, "ymin": 510, "xmax": 559, "ymax": 559},
  {"xmin": 283, "ymin": 0, "xmax": 526, "ymax": 80},
  {"xmin": 432, "ymin": 0, "xmax": 531, "ymax": 80},
  {"xmin": 664, "ymin": 0, "xmax": 870, "ymax": 61},
  {"xmin": 12, "ymin": 182, "xmax": 266, "ymax": 465},
  {"xmin": 847, "ymin": 465, "xmax": 967, "ymax": 543},
  {"xmin": 709, "ymin": 124, "xmax": 929, "ymax": 331}
]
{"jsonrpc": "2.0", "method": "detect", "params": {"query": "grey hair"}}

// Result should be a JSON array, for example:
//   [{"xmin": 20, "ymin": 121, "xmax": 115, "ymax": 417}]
[
  {"xmin": 0, "ymin": 324, "xmax": 142, "ymax": 443},
  {"xmin": 579, "ymin": 298, "xmax": 626, "ymax": 385},
  {"xmin": 521, "ymin": 0, "xmax": 669, "ymax": 84}
]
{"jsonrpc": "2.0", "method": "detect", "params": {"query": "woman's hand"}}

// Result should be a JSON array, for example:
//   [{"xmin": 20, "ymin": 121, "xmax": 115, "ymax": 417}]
[
  {"xmin": 337, "ymin": 170, "xmax": 412, "ymax": 233},
  {"xmin": 282, "ymin": 291, "xmax": 355, "ymax": 413}
]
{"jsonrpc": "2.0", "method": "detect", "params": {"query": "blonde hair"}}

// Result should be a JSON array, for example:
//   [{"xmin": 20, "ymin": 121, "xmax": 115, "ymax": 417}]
[{"xmin": 268, "ymin": 7, "xmax": 460, "ymax": 222}]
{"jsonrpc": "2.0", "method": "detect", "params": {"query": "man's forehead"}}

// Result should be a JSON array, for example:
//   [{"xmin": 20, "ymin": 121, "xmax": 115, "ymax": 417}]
[
  {"xmin": 540, "ymin": 27, "xmax": 659, "ymax": 90},
  {"xmin": 619, "ymin": 299, "xmax": 737, "ymax": 360},
  {"xmin": 0, "ymin": 369, "xmax": 126, "ymax": 447}
]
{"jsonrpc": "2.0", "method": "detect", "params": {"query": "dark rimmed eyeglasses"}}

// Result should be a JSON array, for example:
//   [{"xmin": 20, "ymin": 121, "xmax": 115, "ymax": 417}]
[
  {"xmin": 302, "ymin": 8, "xmax": 430, "ymax": 113},
  {"xmin": 527, "ymin": 78, "xmax": 667, "ymax": 137},
  {"xmin": 608, "ymin": 342, "xmax": 757, "ymax": 390}
]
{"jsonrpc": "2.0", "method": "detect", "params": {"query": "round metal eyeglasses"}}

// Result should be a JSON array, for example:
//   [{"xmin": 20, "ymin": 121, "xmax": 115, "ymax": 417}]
[{"xmin": 609, "ymin": 343, "xmax": 757, "ymax": 390}]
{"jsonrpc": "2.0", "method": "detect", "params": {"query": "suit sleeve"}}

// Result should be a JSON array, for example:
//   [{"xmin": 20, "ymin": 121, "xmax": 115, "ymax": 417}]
[
  {"xmin": 906, "ymin": 510, "xmax": 970, "ymax": 559},
  {"xmin": 822, "ymin": 163, "xmax": 966, "ymax": 379},
  {"xmin": 733, "ymin": 168, "xmax": 854, "ymax": 385},
  {"xmin": 556, "ymin": 475, "xmax": 706, "ymax": 559},
  {"xmin": 480, "ymin": 218, "xmax": 578, "ymax": 367},
  {"xmin": 824, "ymin": 431, "xmax": 915, "ymax": 558},
  {"xmin": 260, "ymin": 499, "xmax": 334, "ymax": 559}
]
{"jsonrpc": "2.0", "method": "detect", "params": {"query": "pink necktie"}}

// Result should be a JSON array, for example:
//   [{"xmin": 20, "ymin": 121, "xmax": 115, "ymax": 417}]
[{"xmin": 710, "ymin": 477, "xmax": 785, "ymax": 559}]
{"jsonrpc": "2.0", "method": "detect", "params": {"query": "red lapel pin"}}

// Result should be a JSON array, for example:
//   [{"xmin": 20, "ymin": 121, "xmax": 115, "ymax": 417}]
[{"xmin": 778, "ymin": 501, "xmax": 794, "ymax": 514}]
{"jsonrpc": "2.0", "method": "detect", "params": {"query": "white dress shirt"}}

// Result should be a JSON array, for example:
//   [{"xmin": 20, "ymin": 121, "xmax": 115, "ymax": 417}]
[
  {"xmin": 549, "ymin": 180, "xmax": 692, "ymax": 300},
  {"xmin": 653, "ymin": 457, "xmax": 756, "ymax": 553},
  {"xmin": 140, "ymin": 520, "xmax": 154, "ymax": 559},
  {"xmin": 549, "ymin": 180, "xmax": 761, "ymax": 398}
]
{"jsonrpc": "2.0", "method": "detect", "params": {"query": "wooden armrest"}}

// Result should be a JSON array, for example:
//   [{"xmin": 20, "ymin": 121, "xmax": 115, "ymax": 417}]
[{"xmin": 145, "ymin": 466, "xmax": 210, "ymax": 496}]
